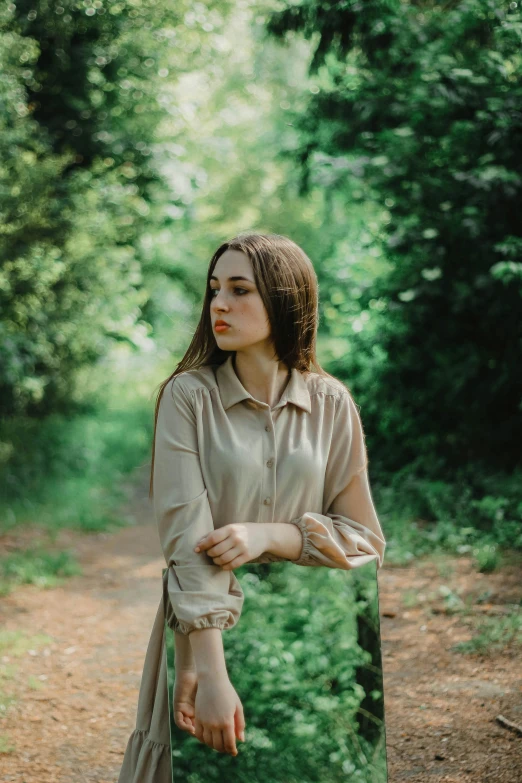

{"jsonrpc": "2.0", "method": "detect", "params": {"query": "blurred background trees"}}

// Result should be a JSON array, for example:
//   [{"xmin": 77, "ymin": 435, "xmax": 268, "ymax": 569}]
[
  {"xmin": 265, "ymin": 0, "xmax": 522, "ymax": 480},
  {"xmin": 1, "ymin": 0, "xmax": 521, "ymax": 582}
]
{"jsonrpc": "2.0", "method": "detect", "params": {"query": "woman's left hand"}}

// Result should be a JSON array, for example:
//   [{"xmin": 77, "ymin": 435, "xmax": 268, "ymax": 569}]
[
  {"xmin": 194, "ymin": 524, "xmax": 270, "ymax": 570},
  {"xmin": 173, "ymin": 669, "xmax": 198, "ymax": 736}
]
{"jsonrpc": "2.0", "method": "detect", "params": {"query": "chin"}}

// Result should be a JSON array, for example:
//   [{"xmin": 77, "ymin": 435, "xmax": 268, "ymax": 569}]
[
  {"xmin": 216, "ymin": 334, "xmax": 238, "ymax": 346},
  {"xmin": 216, "ymin": 336, "xmax": 252, "ymax": 351}
]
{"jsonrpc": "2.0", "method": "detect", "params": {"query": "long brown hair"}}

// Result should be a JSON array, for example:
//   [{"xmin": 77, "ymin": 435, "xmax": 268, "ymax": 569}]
[{"xmin": 149, "ymin": 231, "xmax": 346, "ymax": 499}]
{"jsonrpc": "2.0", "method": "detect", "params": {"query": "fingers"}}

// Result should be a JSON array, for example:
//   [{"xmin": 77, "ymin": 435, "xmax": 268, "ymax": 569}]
[
  {"xmin": 193, "ymin": 720, "xmax": 238, "ymax": 755},
  {"xmin": 220, "ymin": 554, "xmax": 245, "ymax": 570},
  {"xmin": 175, "ymin": 710, "xmax": 196, "ymax": 735},
  {"xmin": 235, "ymin": 702, "xmax": 246, "ymax": 742},
  {"xmin": 202, "ymin": 726, "xmax": 214, "ymax": 751},
  {"xmin": 210, "ymin": 543, "xmax": 242, "ymax": 565},
  {"xmin": 211, "ymin": 728, "xmax": 236, "ymax": 755},
  {"xmin": 203, "ymin": 538, "xmax": 232, "ymax": 558},
  {"xmin": 194, "ymin": 717, "xmax": 204, "ymax": 745},
  {"xmin": 199, "ymin": 526, "xmax": 242, "ymax": 560},
  {"xmin": 211, "ymin": 728, "xmax": 224, "ymax": 753},
  {"xmin": 212, "ymin": 546, "xmax": 244, "ymax": 569},
  {"xmin": 222, "ymin": 724, "xmax": 238, "ymax": 756},
  {"xmin": 195, "ymin": 526, "xmax": 230, "ymax": 554}
]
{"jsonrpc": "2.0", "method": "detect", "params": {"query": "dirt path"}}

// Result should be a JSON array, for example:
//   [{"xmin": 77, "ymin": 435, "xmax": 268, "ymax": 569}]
[{"xmin": 1, "ymin": 465, "xmax": 521, "ymax": 782}]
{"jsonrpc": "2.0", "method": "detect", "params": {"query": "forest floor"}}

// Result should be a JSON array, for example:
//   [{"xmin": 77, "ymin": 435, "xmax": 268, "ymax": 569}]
[{"xmin": 0, "ymin": 463, "xmax": 521, "ymax": 783}]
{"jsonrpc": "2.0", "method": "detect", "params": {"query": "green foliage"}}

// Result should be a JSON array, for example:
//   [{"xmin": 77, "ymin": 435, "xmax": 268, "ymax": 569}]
[
  {"xmin": 0, "ymin": 2, "xmax": 154, "ymax": 416},
  {"xmin": 265, "ymin": 0, "xmax": 522, "ymax": 477},
  {"xmin": 472, "ymin": 541, "xmax": 502, "ymax": 573},
  {"xmin": 167, "ymin": 562, "xmax": 387, "ymax": 782},
  {"xmin": 0, "ymin": 0, "xmax": 237, "ymax": 417},
  {"xmin": 13, "ymin": 0, "xmax": 179, "ymax": 178},
  {"xmin": 2, "ymin": 0, "xmax": 521, "ymax": 568},
  {"xmin": 452, "ymin": 605, "xmax": 522, "ymax": 655},
  {"xmin": 372, "ymin": 464, "xmax": 522, "ymax": 564},
  {"xmin": 0, "ymin": 629, "xmax": 53, "ymax": 723},
  {"xmin": 0, "ymin": 735, "xmax": 15, "ymax": 754},
  {"xmin": 0, "ymin": 547, "xmax": 82, "ymax": 596},
  {"xmin": 0, "ymin": 352, "xmax": 152, "ymax": 540}
]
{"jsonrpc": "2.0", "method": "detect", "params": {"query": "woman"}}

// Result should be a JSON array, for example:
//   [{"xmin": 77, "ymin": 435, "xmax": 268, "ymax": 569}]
[{"xmin": 117, "ymin": 232, "xmax": 386, "ymax": 782}]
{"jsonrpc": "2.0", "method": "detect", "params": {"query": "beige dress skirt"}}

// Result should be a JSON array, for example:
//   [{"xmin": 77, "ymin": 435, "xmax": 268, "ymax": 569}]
[{"xmin": 116, "ymin": 570, "xmax": 174, "ymax": 782}]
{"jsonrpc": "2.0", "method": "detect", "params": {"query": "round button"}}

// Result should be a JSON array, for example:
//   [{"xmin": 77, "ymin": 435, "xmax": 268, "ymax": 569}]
[
  {"xmin": 266, "ymin": 459, "xmax": 274, "ymax": 468},
  {"xmin": 263, "ymin": 497, "xmax": 272, "ymax": 505},
  {"xmin": 264, "ymin": 425, "xmax": 271, "ymax": 432}
]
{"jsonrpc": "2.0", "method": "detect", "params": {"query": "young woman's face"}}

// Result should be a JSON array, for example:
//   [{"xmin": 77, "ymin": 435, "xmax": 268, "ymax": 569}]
[{"xmin": 210, "ymin": 249, "xmax": 272, "ymax": 352}]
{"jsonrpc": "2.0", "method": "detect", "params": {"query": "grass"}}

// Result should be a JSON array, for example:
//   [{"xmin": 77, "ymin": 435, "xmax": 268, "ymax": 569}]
[
  {"xmin": 396, "ymin": 539, "xmax": 521, "ymax": 657},
  {"xmin": 399, "ymin": 588, "xmax": 522, "ymax": 658},
  {"xmin": 452, "ymin": 606, "xmax": 522, "ymax": 655},
  {"xmin": 0, "ymin": 400, "xmax": 152, "ymax": 538},
  {"xmin": 377, "ymin": 501, "xmax": 518, "ymax": 574},
  {"xmin": 0, "ymin": 347, "xmax": 160, "ymax": 594},
  {"xmin": 374, "ymin": 464, "xmax": 522, "ymax": 570},
  {"xmin": 0, "ymin": 629, "xmax": 54, "ymax": 729},
  {"xmin": 0, "ymin": 396, "xmax": 150, "ymax": 594},
  {"xmin": 0, "ymin": 629, "xmax": 53, "ymax": 659},
  {"xmin": 0, "ymin": 734, "xmax": 16, "ymax": 754},
  {"xmin": 0, "ymin": 548, "xmax": 83, "ymax": 597}
]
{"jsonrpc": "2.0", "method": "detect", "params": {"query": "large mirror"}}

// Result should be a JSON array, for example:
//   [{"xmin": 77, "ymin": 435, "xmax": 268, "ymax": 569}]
[{"xmin": 163, "ymin": 560, "xmax": 388, "ymax": 782}]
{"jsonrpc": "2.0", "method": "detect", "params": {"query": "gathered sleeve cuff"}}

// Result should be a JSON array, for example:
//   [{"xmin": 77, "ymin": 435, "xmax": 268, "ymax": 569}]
[
  {"xmin": 286, "ymin": 391, "xmax": 386, "ymax": 571},
  {"xmin": 154, "ymin": 376, "xmax": 244, "ymax": 635}
]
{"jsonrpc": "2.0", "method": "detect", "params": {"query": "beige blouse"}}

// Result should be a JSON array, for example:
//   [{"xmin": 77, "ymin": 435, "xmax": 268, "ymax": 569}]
[
  {"xmin": 117, "ymin": 353, "xmax": 387, "ymax": 782},
  {"xmin": 153, "ymin": 353, "xmax": 386, "ymax": 635}
]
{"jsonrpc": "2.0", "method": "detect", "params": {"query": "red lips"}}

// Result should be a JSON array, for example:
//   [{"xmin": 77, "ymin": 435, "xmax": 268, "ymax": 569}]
[{"xmin": 215, "ymin": 320, "xmax": 230, "ymax": 327}]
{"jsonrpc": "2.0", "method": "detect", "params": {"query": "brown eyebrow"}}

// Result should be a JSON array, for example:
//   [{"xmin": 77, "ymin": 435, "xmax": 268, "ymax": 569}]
[{"xmin": 210, "ymin": 275, "xmax": 254, "ymax": 283}]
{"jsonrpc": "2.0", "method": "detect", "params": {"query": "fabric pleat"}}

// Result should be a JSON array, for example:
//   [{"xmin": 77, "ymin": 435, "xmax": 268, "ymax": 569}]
[
  {"xmin": 117, "ymin": 727, "xmax": 171, "ymax": 783},
  {"xmin": 116, "ymin": 592, "xmax": 172, "ymax": 782}
]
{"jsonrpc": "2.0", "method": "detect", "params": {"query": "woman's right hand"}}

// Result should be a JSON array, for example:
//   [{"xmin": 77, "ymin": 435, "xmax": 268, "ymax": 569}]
[{"xmin": 193, "ymin": 675, "xmax": 245, "ymax": 756}]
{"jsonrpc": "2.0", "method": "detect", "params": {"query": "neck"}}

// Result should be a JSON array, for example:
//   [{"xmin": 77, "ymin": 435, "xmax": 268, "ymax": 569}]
[{"xmin": 232, "ymin": 353, "xmax": 291, "ymax": 408}]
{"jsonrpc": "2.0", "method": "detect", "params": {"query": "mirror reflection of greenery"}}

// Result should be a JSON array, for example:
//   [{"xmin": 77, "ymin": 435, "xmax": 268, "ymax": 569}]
[{"xmin": 164, "ymin": 560, "xmax": 387, "ymax": 783}]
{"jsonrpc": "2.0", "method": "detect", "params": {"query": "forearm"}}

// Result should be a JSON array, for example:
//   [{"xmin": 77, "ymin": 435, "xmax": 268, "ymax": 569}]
[
  {"xmin": 176, "ymin": 523, "xmax": 302, "ymax": 678},
  {"xmin": 265, "ymin": 522, "xmax": 303, "ymax": 561},
  {"xmin": 188, "ymin": 627, "xmax": 229, "ymax": 680},
  {"xmin": 174, "ymin": 629, "xmax": 196, "ymax": 672}
]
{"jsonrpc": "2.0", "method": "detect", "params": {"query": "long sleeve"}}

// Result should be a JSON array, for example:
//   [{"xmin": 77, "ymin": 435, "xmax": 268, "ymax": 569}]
[
  {"xmin": 153, "ymin": 376, "xmax": 244, "ymax": 635},
  {"xmin": 287, "ymin": 391, "xmax": 386, "ymax": 571}
]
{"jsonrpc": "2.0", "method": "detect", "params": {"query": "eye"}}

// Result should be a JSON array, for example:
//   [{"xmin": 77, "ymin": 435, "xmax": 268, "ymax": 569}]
[{"xmin": 209, "ymin": 287, "xmax": 248, "ymax": 297}]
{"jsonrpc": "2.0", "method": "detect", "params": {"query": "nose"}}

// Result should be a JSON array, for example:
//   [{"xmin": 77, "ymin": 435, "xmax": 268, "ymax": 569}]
[{"xmin": 211, "ymin": 289, "xmax": 230, "ymax": 312}]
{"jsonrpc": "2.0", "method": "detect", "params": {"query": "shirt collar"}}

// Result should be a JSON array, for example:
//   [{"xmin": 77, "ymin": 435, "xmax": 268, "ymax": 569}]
[{"xmin": 215, "ymin": 354, "xmax": 312, "ymax": 413}]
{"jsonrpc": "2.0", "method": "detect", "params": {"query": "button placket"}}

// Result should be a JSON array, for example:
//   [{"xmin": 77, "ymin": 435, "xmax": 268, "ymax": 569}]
[{"xmin": 262, "ymin": 413, "xmax": 276, "ymax": 521}]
